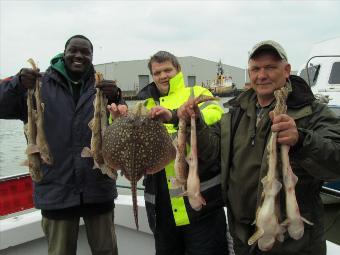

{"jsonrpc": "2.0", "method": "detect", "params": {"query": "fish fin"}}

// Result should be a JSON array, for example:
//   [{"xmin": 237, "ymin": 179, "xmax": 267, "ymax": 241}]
[
  {"xmin": 26, "ymin": 144, "xmax": 40, "ymax": 154},
  {"xmin": 277, "ymin": 224, "xmax": 287, "ymax": 242},
  {"xmin": 180, "ymin": 191, "xmax": 188, "ymax": 197},
  {"xmin": 262, "ymin": 179, "xmax": 282, "ymax": 196},
  {"xmin": 248, "ymin": 228, "xmax": 264, "ymax": 245},
  {"xmin": 185, "ymin": 154, "xmax": 193, "ymax": 165},
  {"xmin": 81, "ymin": 147, "xmax": 92, "ymax": 158},
  {"xmin": 272, "ymin": 179, "xmax": 282, "ymax": 194},
  {"xmin": 41, "ymin": 153, "xmax": 53, "ymax": 165},
  {"xmin": 31, "ymin": 110, "xmax": 37, "ymax": 123},
  {"xmin": 291, "ymin": 170, "xmax": 298, "ymax": 185},
  {"xmin": 200, "ymin": 194, "xmax": 207, "ymax": 206},
  {"xmin": 21, "ymin": 160, "xmax": 29, "ymax": 166},
  {"xmin": 277, "ymin": 233, "xmax": 285, "ymax": 242},
  {"xmin": 281, "ymin": 218, "xmax": 290, "ymax": 227},
  {"xmin": 170, "ymin": 177, "xmax": 180, "ymax": 188},
  {"xmin": 261, "ymin": 176, "xmax": 268, "ymax": 185},
  {"xmin": 170, "ymin": 177, "xmax": 186, "ymax": 189},
  {"xmin": 172, "ymin": 137, "xmax": 178, "ymax": 149},
  {"xmin": 92, "ymin": 160, "xmax": 100, "ymax": 169},
  {"xmin": 188, "ymin": 194, "xmax": 206, "ymax": 211},
  {"xmin": 101, "ymin": 165, "xmax": 118, "ymax": 180},
  {"xmin": 301, "ymin": 217, "xmax": 314, "ymax": 226},
  {"xmin": 107, "ymin": 169, "xmax": 118, "ymax": 180},
  {"xmin": 88, "ymin": 119, "xmax": 94, "ymax": 130}
]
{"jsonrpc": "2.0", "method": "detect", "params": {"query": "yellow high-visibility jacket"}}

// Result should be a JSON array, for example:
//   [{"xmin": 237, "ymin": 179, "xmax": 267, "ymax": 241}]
[{"xmin": 138, "ymin": 72, "xmax": 224, "ymax": 231}]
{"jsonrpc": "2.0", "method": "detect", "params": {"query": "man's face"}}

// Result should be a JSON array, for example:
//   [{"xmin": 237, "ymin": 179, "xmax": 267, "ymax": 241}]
[
  {"xmin": 151, "ymin": 61, "xmax": 179, "ymax": 96},
  {"xmin": 248, "ymin": 52, "xmax": 291, "ymax": 103},
  {"xmin": 64, "ymin": 38, "xmax": 93, "ymax": 76}
]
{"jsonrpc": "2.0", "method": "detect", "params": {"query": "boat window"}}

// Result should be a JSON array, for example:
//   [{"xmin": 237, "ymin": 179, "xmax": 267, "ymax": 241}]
[
  {"xmin": 328, "ymin": 62, "xmax": 340, "ymax": 84},
  {"xmin": 299, "ymin": 64, "xmax": 320, "ymax": 87}
]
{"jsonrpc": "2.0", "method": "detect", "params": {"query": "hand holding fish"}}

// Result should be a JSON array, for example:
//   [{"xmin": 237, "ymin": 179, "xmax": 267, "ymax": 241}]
[
  {"xmin": 107, "ymin": 103, "xmax": 128, "ymax": 119},
  {"xmin": 19, "ymin": 68, "xmax": 41, "ymax": 89},
  {"xmin": 177, "ymin": 98, "xmax": 200, "ymax": 121},
  {"xmin": 270, "ymin": 112, "xmax": 299, "ymax": 146},
  {"xmin": 149, "ymin": 106, "xmax": 173, "ymax": 122},
  {"xmin": 96, "ymin": 79, "xmax": 122, "ymax": 104}
]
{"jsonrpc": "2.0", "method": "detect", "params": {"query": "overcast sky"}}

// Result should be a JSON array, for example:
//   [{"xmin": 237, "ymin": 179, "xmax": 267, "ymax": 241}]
[{"xmin": 1, "ymin": 0, "xmax": 339, "ymax": 78}]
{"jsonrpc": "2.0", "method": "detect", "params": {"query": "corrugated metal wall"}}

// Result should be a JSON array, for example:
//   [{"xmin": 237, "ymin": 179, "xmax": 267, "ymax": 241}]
[{"xmin": 94, "ymin": 57, "xmax": 246, "ymax": 93}]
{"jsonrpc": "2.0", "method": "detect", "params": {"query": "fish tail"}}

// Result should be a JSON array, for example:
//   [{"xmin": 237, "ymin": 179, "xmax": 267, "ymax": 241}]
[{"xmin": 131, "ymin": 179, "xmax": 139, "ymax": 231}]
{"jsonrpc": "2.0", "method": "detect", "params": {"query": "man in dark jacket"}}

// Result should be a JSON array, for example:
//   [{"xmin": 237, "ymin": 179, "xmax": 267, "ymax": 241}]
[
  {"xmin": 0, "ymin": 35, "xmax": 126, "ymax": 255},
  {"xmin": 216, "ymin": 40, "xmax": 340, "ymax": 255},
  {"xmin": 137, "ymin": 51, "xmax": 228, "ymax": 255}
]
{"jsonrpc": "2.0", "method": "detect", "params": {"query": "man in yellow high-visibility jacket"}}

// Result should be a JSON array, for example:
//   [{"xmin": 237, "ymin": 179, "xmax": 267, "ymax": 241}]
[{"xmin": 137, "ymin": 51, "xmax": 228, "ymax": 255}]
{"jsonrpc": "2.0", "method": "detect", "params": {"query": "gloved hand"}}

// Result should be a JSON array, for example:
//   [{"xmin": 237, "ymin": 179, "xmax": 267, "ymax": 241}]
[
  {"xmin": 18, "ymin": 68, "xmax": 41, "ymax": 89},
  {"xmin": 96, "ymin": 79, "xmax": 122, "ymax": 104}
]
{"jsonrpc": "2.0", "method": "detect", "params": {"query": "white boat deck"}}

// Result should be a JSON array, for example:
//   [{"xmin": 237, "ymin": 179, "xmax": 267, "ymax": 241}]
[
  {"xmin": 0, "ymin": 195, "xmax": 154, "ymax": 255},
  {"xmin": 1, "ymin": 195, "xmax": 340, "ymax": 255}
]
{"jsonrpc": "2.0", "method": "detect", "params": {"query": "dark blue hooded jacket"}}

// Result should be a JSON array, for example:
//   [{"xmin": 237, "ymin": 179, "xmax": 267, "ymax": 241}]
[{"xmin": 0, "ymin": 54, "xmax": 117, "ymax": 210}]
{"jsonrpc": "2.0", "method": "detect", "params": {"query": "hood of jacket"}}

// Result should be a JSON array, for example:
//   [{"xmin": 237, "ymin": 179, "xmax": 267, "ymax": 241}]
[{"xmin": 50, "ymin": 53, "xmax": 94, "ymax": 85}]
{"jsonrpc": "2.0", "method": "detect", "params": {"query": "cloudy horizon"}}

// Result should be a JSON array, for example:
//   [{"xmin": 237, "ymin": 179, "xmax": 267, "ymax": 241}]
[{"xmin": 1, "ymin": 0, "xmax": 339, "ymax": 78}]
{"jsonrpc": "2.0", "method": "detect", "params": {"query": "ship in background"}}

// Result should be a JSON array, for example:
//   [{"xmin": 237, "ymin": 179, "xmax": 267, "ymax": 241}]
[{"xmin": 205, "ymin": 60, "xmax": 238, "ymax": 97}]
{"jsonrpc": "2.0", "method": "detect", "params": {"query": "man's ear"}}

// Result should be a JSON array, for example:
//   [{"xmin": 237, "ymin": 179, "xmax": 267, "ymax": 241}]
[{"xmin": 284, "ymin": 63, "xmax": 291, "ymax": 79}]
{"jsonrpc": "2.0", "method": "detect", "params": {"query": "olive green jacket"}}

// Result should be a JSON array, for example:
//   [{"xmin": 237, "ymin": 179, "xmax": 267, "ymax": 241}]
[{"xmin": 220, "ymin": 75, "xmax": 340, "ymax": 255}]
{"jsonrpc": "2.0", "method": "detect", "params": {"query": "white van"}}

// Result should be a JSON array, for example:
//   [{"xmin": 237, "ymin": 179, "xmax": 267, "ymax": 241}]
[
  {"xmin": 298, "ymin": 37, "xmax": 340, "ymax": 202},
  {"xmin": 298, "ymin": 37, "xmax": 340, "ymax": 117}
]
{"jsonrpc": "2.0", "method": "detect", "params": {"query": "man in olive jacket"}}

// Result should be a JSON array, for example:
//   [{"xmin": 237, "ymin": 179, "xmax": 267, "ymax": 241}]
[
  {"xmin": 0, "ymin": 35, "xmax": 126, "ymax": 255},
  {"xmin": 218, "ymin": 40, "xmax": 340, "ymax": 255}
]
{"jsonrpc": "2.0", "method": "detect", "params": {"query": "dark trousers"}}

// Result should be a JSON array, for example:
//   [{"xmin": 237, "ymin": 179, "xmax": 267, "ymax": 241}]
[
  {"xmin": 154, "ymin": 208, "xmax": 229, "ymax": 255},
  {"xmin": 41, "ymin": 210, "xmax": 118, "ymax": 255}
]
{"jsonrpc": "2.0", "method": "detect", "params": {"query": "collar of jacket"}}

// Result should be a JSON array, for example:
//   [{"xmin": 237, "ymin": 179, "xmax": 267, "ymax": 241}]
[
  {"xmin": 137, "ymin": 82, "xmax": 161, "ymax": 101},
  {"xmin": 227, "ymin": 74, "xmax": 315, "ymax": 110},
  {"xmin": 167, "ymin": 71, "xmax": 185, "ymax": 95},
  {"xmin": 137, "ymin": 71, "xmax": 186, "ymax": 100}
]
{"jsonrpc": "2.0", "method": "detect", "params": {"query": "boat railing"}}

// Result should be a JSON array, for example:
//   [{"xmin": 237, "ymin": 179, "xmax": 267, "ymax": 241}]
[{"xmin": 0, "ymin": 173, "xmax": 145, "ymax": 218}]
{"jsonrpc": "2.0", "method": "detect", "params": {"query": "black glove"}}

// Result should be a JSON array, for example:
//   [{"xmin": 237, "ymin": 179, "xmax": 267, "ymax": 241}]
[
  {"xmin": 96, "ymin": 79, "xmax": 122, "ymax": 104},
  {"xmin": 18, "ymin": 68, "xmax": 41, "ymax": 89}
]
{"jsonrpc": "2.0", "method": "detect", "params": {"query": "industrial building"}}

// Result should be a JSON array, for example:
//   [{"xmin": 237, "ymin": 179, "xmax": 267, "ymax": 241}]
[{"xmin": 94, "ymin": 56, "xmax": 246, "ymax": 97}]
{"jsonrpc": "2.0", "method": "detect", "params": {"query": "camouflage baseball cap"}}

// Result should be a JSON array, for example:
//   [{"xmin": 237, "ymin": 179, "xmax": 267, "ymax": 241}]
[{"xmin": 248, "ymin": 40, "xmax": 288, "ymax": 61}]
